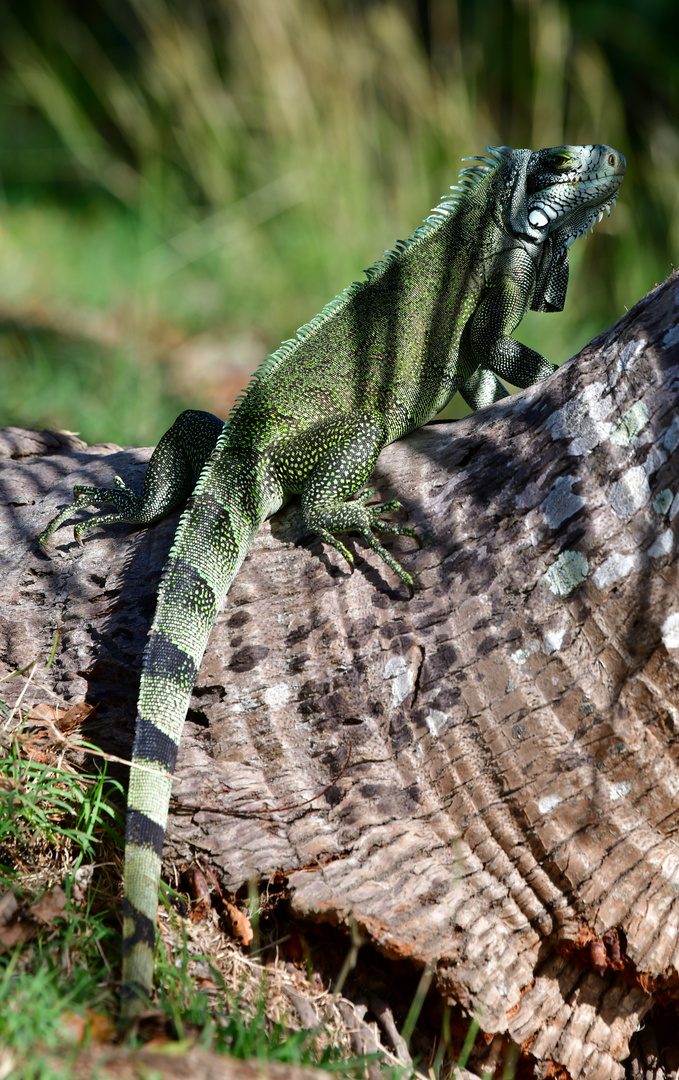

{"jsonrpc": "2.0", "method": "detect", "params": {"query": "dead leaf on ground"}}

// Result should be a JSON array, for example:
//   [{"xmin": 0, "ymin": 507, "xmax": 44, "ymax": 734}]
[
  {"xmin": 54, "ymin": 702, "xmax": 97, "ymax": 732},
  {"xmin": 0, "ymin": 775, "xmax": 25, "ymax": 792},
  {"xmin": 0, "ymin": 919, "xmax": 36, "ymax": 949},
  {"xmin": 25, "ymin": 701, "xmax": 96, "ymax": 735},
  {"xmin": 25, "ymin": 703, "xmax": 57, "ymax": 723},
  {"xmin": 28, "ymin": 885, "xmax": 67, "ymax": 925},
  {"xmin": 60, "ymin": 1008, "xmax": 117, "ymax": 1045},
  {"xmin": 221, "ymin": 898, "xmax": 253, "ymax": 947},
  {"xmin": 0, "ymin": 890, "xmax": 18, "ymax": 927},
  {"xmin": 194, "ymin": 858, "xmax": 253, "ymax": 946}
]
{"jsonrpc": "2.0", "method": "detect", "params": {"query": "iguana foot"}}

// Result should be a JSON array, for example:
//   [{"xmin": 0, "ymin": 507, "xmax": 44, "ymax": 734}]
[
  {"xmin": 305, "ymin": 492, "xmax": 419, "ymax": 590},
  {"xmin": 38, "ymin": 480, "xmax": 147, "ymax": 547},
  {"xmin": 38, "ymin": 409, "xmax": 225, "ymax": 550}
]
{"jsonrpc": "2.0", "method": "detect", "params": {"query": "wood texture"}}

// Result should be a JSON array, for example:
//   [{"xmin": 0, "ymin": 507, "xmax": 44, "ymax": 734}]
[{"xmin": 2, "ymin": 274, "xmax": 679, "ymax": 1079}]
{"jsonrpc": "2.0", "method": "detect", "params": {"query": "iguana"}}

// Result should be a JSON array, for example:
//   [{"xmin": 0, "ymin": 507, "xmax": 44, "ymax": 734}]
[{"xmin": 38, "ymin": 143, "xmax": 625, "ymax": 1012}]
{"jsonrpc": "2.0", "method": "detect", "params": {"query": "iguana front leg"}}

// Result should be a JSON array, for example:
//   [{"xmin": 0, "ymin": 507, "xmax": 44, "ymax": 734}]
[
  {"xmin": 38, "ymin": 410, "xmax": 224, "ymax": 546},
  {"xmin": 459, "ymin": 367, "xmax": 510, "ymax": 410},
  {"xmin": 467, "ymin": 270, "xmax": 559, "ymax": 389}
]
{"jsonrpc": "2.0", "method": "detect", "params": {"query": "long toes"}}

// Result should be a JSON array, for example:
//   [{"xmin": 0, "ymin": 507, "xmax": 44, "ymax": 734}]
[
  {"xmin": 336, "ymin": 544, "xmax": 355, "ymax": 572},
  {"xmin": 73, "ymin": 485, "xmax": 103, "ymax": 500},
  {"xmin": 314, "ymin": 527, "xmax": 355, "ymax": 572},
  {"xmin": 38, "ymin": 500, "xmax": 91, "ymax": 546},
  {"xmin": 371, "ymin": 499, "xmax": 402, "ymax": 516},
  {"xmin": 372, "ymin": 521, "xmax": 405, "ymax": 535},
  {"xmin": 373, "ymin": 500, "xmax": 408, "ymax": 520},
  {"xmin": 360, "ymin": 532, "xmax": 414, "ymax": 587},
  {"xmin": 74, "ymin": 516, "xmax": 110, "ymax": 542},
  {"xmin": 73, "ymin": 523, "xmax": 88, "ymax": 544},
  {"xmin": 385, "ymin": 527, "xmax": 422, "ymax": 548},
  {"xmin": 334, "ymin": 542, "xmax": 354, "ymax": 569},
  {"xmin": 373, "ymin": 521, "xmax": 419, "ymax": 542}
]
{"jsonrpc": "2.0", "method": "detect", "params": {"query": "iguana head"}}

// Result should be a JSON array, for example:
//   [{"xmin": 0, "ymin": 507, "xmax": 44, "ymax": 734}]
[
  {"xmin": 520, "ymin": 144, "xmax": 626, "ymax": 245},
  {"xmin": 481, "ymin": 143, "xmax": 626, "ymax": 312}
]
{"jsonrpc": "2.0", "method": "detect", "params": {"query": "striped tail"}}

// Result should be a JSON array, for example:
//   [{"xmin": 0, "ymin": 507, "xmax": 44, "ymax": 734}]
[{"xmin": 121, "ymin": 465, "xmax": 267, "ymax": 1012}]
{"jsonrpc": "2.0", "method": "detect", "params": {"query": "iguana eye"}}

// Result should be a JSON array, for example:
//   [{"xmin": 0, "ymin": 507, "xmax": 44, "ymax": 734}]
[{"xmin": 550, "ymin": 153, "xmax": 571, "ymax": 169}]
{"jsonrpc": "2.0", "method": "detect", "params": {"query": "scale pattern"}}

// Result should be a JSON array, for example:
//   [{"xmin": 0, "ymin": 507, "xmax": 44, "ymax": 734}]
[{"xmin": 38, "ymin": 143, "xmax": 625, "ymax": 1011}]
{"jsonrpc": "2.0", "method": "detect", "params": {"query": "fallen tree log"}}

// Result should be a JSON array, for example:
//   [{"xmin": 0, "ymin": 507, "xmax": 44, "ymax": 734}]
[{"xmin": 2, "ymin": 273, "xmax": 679, "ymax": 1079}]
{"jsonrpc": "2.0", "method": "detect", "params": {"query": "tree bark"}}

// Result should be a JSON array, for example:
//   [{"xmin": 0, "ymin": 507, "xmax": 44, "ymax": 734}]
[{"xmin": 2, "ymin": 273, "xmax": 679, "ymax": 1080}]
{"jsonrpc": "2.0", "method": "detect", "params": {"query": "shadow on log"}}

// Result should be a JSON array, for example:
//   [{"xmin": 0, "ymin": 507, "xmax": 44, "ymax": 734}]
[{"xmin": 2, "ymin": 274, "xmax": 679, "ymax": 1080}]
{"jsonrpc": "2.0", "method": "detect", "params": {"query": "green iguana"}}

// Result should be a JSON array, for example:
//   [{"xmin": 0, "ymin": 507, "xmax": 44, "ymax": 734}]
[{"xmin": 38, "ymin": 143, "xmax": 625, "ymax": 1012}]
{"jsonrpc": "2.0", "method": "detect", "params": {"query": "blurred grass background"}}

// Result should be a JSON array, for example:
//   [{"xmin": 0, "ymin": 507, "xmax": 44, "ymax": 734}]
[{"xmin": 0, "ymin": 0, "xmax": 676, "ymax": 445}]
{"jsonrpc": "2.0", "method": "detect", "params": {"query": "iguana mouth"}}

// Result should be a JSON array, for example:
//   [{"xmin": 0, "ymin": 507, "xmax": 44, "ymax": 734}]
[
  {"xmin": 566, "ymin": 173, "xmax": 625, "ymax": 185},
  {"xmin": 564, "ymin": 173, "xmax": 625, "ymax": 185},
  {"xmin": 540, "ymin": 172, "xmax": 625, "ymax": 196}
]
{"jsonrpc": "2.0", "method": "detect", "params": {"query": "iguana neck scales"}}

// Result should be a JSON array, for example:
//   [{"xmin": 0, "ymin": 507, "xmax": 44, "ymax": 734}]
[{"xmin": 38, "ymin": 143, "xmax": 625, "ymax": 1011}]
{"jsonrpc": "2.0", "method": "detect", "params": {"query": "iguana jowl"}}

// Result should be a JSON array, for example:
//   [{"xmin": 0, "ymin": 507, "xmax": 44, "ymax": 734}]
[{"xmin": 39, "ymin": 143, "xmax": 625, "ymax": 1010}]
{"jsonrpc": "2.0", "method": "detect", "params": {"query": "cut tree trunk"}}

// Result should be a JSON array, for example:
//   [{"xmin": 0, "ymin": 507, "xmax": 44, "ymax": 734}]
[{"xmin": 2, "ymin": 274, "xmax": 679, "ymax": 1080}]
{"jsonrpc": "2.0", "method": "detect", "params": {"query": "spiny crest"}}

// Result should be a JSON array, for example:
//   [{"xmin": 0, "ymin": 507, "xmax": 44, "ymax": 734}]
[{"xmin": 217, "ymin": 146, "xmax": 510, "ymax": 431}]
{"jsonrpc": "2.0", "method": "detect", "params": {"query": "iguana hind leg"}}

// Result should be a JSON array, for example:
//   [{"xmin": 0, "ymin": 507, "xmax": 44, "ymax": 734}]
[{"xmin": 38, "ymin": 410, "xmax": 224, "ymax": 546}]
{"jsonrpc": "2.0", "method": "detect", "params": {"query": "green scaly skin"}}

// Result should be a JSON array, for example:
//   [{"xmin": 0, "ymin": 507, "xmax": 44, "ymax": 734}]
[{"xmin": 38, "ymin": 144, "xmax": 625, "ymax": 1013}]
